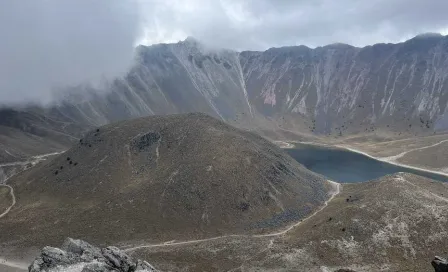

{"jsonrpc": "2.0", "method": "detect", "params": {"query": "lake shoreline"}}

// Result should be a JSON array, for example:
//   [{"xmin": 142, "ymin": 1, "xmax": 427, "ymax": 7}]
[{"xmin": 279, "ymin": 140, "xmax": 448, "ymax": 182}]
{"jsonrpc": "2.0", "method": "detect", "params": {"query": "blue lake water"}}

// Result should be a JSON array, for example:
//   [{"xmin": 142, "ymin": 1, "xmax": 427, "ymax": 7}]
[{"xmin": 285, "ymin": 143, "xmax": 448, "ymax": 183}]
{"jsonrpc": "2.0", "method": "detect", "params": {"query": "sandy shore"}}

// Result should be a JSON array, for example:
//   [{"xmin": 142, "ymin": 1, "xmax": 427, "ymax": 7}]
[{"xmin": 284, "ymin": 140, "xmax": 448, "ymax": 178}]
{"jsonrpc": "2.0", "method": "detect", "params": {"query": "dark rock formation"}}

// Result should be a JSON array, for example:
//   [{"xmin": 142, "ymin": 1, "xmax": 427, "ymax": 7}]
[
  {"xmin": 29, "ymin": 238, "xmax": 158, "ymax": 272},
  {"xmin": 432, "ymin": 256, "xmax": 448, "ymax": 272}
]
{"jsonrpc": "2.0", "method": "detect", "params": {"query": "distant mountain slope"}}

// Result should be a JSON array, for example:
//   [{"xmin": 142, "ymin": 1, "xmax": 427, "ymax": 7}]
[
  {"xmin": 0, "ymin": 108, "xmax": 85, "ymax": 163},
  {"xmin": 0, "ymin": 113, "xmax": 331, "ymax": 250},
  {"xmin": 241, "ymin": 34, "xmax": 448, "ymax": 135},
  {"xmin": 2, "ymin": 34, "xmax": 448, "ymax": 160}
]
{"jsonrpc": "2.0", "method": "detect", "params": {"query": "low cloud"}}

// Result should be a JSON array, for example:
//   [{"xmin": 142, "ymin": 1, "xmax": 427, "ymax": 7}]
[
  {"xmin": 2, "ymin": 0, "xmax": 448, "ymax": 105},
  {"xmin": 0, "ymin": 0, "xmax": 143, "ymax": 105},
  {"xmin": 140, "ymin": 0, "xmax": 448, "ymax": 50}
]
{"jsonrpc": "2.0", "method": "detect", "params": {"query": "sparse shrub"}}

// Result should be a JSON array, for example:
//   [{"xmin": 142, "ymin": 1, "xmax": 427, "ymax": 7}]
[{"xmin": 239, "ymin": 202, "xmax": 250, "ymax": 211}]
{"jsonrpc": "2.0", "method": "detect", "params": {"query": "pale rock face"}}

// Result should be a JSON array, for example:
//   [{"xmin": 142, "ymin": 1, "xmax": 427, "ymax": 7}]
[
  {"xmin": 240, "ymin": 36, "xmax": 448, "ymax": 133},
  {"xmin": 26, "ymin": 36, "xmax": 448, "ymax": 129},
  {"xmin": 2, "ymin": 35, "xmax": 448, "ymax": 159},
  {"xmin": 29, "ymin": 238, "xmax": 158, "ymax": 272}
]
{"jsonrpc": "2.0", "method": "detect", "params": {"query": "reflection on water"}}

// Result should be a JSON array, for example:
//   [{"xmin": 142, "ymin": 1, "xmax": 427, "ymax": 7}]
[{"xmin": 286, "ymin": 143, "xmax": 448, "ymax": 183}]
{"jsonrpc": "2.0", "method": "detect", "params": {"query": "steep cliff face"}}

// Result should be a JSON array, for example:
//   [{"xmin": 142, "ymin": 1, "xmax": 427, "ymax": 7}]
[
  {"xmin": 34, "ymin": 34, "xmax": 448, "ymax": 132},
  {"xmin": 47, "ymin": 38, "xmax": 253, "ymax": 126},
  {"xmin": 241, "ymin": 34, "xmax": 448, "ymax": 134},
  {"xmin": 2, "ymin": 34, "xmax": 448, "ymax": 159}
]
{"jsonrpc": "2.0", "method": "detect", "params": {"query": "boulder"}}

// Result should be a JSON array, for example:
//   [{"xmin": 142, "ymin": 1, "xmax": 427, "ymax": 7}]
[
  {"xmin": 62, "ymin": 238, "xmax": 105, "ymax": 262},
  {"xmin": 81, "ymin": 262, "xmax": 114, "ymax": 272},
  {"xmin": 29, "ymin": 238, "xmax": 158, "ymax": 272},
  {"xmin": 102, "ymin": 246, "xmax": 136, "ymax": 271},
  {"xmin": 136, "ymin": 260, "xmax": 158, "ymax": 272},
  {"xmin": 432, "ymin": 256, "xmax": 448, "ymax": 272}
]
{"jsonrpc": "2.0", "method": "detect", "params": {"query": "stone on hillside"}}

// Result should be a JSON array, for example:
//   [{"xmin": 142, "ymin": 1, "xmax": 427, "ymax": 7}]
[
  {"xmin": 62, "ymin": 238, "xmax": 104, "ymax": 262},
  {"xmin": 29, "ymin": 238, "xmax": 159, "ymax": 272},
  {"xmin": 432, "ymin": 256, "xmax": 448, "ymax": 272},
  {"xmin": 81, "ymin": 262, "xmax": 113, "ymax": 272},
  {"xmin": 136, "ymin": 260, "xmax": 158, "ymax": 272},
  {"xmin": 102, "ymin": 246, "xmax": 136, "ymax": 271}
]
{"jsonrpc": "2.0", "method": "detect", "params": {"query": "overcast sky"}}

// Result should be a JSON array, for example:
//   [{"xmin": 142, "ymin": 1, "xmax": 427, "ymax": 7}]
[
  {"xmin": 0, "ymin": 0, "xmax": 142, "ymax": 105},
  {"xmin": 139, "ymin": 0, "xmax": 448, "ymax": 50},
  {"xmin": 1, "ymin": 0, "xmax": 448, "ymax": 105}
]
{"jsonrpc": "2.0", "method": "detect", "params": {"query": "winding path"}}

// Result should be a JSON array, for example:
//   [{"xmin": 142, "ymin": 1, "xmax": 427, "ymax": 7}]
[
  {"xmin": 0, "ymin": 151, "xmax": 64, "ymax": 219},
  {"xmin": 0, "ymin": 151, "xmax": 66, "ymax": 271},
  {"xmin": 0, "ymin": 186, "xmax": 22, "ymax": 270},
  {"xmin": 0, "ymin": 258, "xmax": 28, "ymax": 271},
  {"xmin": 381, "ymin": 139, "xmax": 448, "ymax": 161},
  {"xmin": 124, "ymin": 180, "xmax": 340, "ymax": 252},
  {"xmin": 398, "ymin": 176, "xmax": 448, "ymax": 203},
  {"xmin": 337, "ymin": 140, "xmax": 448, "ymax": 178},
  {"xmin": 0, "ymin": 185, "xmax": 15, "ymax": 219},
  {"xmin": 124, "ymin": 139, "xmax": 448, "ymax": 253},
  {"xmin": 253, "ymin": 180, "xmax": 340, "ymax": 238},
  {"xmin": 0, "ymin": 151, "xmax": 64, "ymax": 168}
]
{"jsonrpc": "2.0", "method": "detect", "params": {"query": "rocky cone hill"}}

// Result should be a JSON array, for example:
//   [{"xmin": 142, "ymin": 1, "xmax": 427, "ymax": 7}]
[{"xmin": 0, "ymin": 113, "xmax": 332, "ymax": 251}]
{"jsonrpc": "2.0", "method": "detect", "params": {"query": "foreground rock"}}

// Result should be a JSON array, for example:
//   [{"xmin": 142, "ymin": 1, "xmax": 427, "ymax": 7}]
[
  {"xmin": 29, "ymin": 238, "xmax": 158, "ymax": 272},
  {"xmin": 432, "ymin": 256, "xmax": 448, "ymax": 272}
]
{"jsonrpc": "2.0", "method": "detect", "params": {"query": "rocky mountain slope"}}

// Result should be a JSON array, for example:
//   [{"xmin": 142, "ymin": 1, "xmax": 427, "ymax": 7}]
[
  {"xmin": 2, "ymin": 34, "xmax": 448, "ymax": 162},
  {"xmin": 128, "ymin": 173, "xmax": 448, "ymax": 271},
  {"xmin": 0, "ymin": 107, "xmax": 85, "ymax": 164},
  {"xmin": 241, "ymin": 33, "xmax": 448, "ymax": 135},
  {"xmin": 25, "ymin": 237, "xmax": 448, "ymax": 272},
  {"xmin": 0, "ymin": 113, "xmax": 332, "ymax": 254}
]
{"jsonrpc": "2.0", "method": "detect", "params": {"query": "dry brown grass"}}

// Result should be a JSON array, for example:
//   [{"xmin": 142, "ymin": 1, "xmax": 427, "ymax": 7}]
[{"xmin": 0, "ymin": 113, "xmax": 329, "ymax": 253}]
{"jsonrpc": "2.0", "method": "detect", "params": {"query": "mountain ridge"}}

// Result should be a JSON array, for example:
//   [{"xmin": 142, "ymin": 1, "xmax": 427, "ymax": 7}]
[{"xmin": 2, "ymin": 34, "xmax": 448, "ymax": 162}]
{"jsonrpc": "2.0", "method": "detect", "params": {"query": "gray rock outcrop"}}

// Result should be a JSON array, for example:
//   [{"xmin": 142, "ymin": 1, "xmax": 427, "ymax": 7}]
[
  {"xmin": 432, "ymin": 256, "xmax": 448, "ymax": 272},
  {"xmin": 29, "ymin": 238, "xmax": 158, "ymax": 272}
]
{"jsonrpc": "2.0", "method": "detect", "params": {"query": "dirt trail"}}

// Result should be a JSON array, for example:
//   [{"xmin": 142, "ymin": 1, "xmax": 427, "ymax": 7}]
[
  {"xmin": 124, "ymin": 180, "xmax": 341, "ymax": 252},
  {"xmin": 381, "ymin": 139, "xmax": 448, "ymax": 161},
  {"xmin": 337, "ymin": 141, "xmax": 448, "ymax": 178},
  {"xmin": 0, "ymin": 151, "xmax": 64, "ymax": 168},
  {"xmin": 0, "ymin": 258, "xmax": 28, "ymax": 271},
  {"xmin": 0, "ymin": 185, "xmax": 15, "ymax": 219}
]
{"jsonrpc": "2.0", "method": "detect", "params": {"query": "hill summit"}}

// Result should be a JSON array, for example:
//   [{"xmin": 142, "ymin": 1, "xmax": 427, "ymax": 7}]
[{"xmin": 0, "ymin": 113, "xmax": 332, "ymax": 250}]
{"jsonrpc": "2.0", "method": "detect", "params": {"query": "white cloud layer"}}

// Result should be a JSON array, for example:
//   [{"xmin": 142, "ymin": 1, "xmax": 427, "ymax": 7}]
[
  {"xmin": 0, "ymin": 0, "xmax": 142, "ymax": 105},
  {"xmin": 1, "ymin": 0, "xmax": 448, "ymax": 105},
  {"xmin": 139, "ymin": 0, "xmax": 448, "ymax": 50}
]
